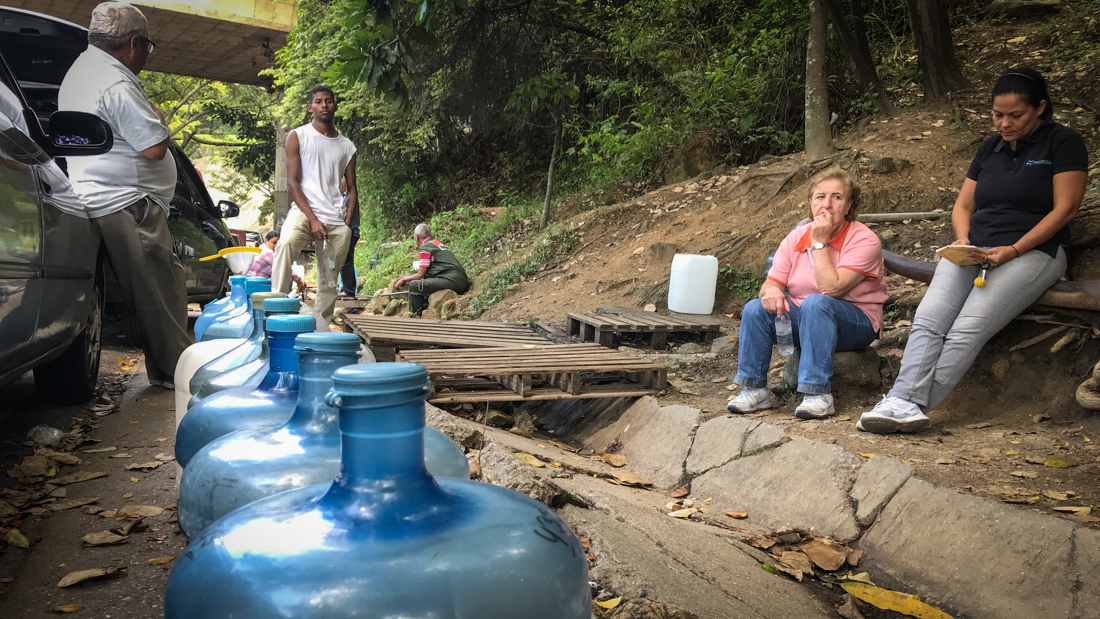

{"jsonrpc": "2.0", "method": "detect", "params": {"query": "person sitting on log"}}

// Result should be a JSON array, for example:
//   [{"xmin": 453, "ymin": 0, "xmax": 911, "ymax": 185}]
[
  {"xmin": 858, "ymin": 68, "xmax": 1088, "ymax": 434},
  {"xmin": 391, "ymin": 223, "xmax": 470, "ymax": 317},
  {"xmin": 729, "ymin": 167, "xmax": 887, "ymax": 419}
]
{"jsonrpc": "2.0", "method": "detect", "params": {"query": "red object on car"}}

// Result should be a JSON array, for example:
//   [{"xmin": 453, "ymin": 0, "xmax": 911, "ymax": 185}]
[{"xmin": 229, "ymin": 229, "xmax": 247, "ymax": 246}]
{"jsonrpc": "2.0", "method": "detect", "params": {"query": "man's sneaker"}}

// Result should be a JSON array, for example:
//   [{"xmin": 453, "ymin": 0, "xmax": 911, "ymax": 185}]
[
  {"xmin": 727, "ymin": 387, "xmax": 775, "ymax": 414},
  {"xmin": 148, "ymin": 378, "xmax": 174, "ymax": 390},
  {"xmin": 795, "ymin": 393, "xmax": 835, "ymax": 419},
  {"xmin": 858, "ymin": 396, "xmax": 931, "ymax": 434}
]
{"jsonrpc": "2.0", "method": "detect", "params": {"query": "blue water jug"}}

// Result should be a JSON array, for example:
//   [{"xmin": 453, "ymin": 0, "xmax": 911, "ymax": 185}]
[
  {"xmin": 178, "ymin": 334, "xmax": 468, "ymax": 537},
  {"xmin": 201, "ymin": 277, "xmax": 270, "ymax": 342},
  {"xmin": 165, "ymin": 363, "xmax": 591, "ymax": 619},
  {"xmin": 187, "ymin": 295, "xmax": 296, "ymax": 402},
  {"xmin": 193, "ymin": 275, "xmax": 247, "ymax": 342},
  {"xmin": 176, "ymin": 314, "xmax": 316, "ymax": 468}
]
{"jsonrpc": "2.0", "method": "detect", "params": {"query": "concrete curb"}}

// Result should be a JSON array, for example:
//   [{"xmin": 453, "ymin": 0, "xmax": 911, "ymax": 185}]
[{"xmin": 431, "ymin": 398, "xmax": 1100, "ymax": 619}]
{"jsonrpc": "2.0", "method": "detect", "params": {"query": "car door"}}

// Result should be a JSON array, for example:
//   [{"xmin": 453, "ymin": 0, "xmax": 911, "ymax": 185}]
[
  {"xmin": 0, "ymin": 83, "xmax": 43, "ymax": 375},
  {"xmin": 175, "ymin": 151, "xmax": 230, "ymax": 297},
  {"xmin": 167, "ymin": 155, "xmax": 203, "ymax": 295}
]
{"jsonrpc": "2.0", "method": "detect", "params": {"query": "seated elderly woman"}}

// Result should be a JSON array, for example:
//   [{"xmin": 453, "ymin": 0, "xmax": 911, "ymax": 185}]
[
  {"xmin": 729, "ymin": 168, "xmax": 887, "ymax": 419},
  {"xmin": 859, "ymin": 68, "xmax": 1087, "ymax": 434}
]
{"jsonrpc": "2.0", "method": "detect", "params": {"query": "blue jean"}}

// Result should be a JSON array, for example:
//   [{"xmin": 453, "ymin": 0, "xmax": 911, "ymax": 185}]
[{"xmin": 735, "ymin": 294, "xmax": 877, "ymax": 394}]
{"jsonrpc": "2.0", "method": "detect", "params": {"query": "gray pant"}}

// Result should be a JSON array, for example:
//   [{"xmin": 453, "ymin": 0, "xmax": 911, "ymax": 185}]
[
  {"xmin": 409, "ymin": 275, "xmax": 468, "ymax": 315},
  {"xmin": 889, "ymin": 246, "xmax": 1066, "ymax": 411},
  {"xmin": 91, "ymin": 198, "xmax": 190, "ymax": 383}
]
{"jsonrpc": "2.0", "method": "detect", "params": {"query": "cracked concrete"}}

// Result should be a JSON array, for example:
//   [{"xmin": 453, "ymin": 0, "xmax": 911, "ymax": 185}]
[{"xmin": 848, "ymin": 455, "xmax": 913, "ymax": 527}]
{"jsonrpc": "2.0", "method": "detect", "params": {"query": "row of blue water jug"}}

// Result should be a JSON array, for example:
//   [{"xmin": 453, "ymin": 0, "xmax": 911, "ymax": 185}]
[{"xmin": 168, "ymin": 288, "xmax": 592, "ymax": 618}]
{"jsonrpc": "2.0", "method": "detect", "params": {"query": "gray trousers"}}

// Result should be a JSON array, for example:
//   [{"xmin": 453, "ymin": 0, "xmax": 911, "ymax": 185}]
[
  {"xmin": 409, "ymin": 276, "xmax": 468, "ymax": 315},
  {"xmin": 91, "ymin": 198, "xmax": 190, "ymax": 383},
  {"xmin": 889, "ymin": 246, "xmax": 1066, "ymax": 411}
]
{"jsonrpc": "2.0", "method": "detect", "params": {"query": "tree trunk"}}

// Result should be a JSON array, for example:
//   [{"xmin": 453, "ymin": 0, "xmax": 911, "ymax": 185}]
[
  {"xmin": 805, "ymin": 0, "xmax": 833, "ymax": 162},
  {"xmin": 540, "ymin": 110, "xmax": 562, "ymax": 230},
  {"xmin": 822, "ymin": 0, "xmax": 894, "ymax": 115},
  {"xmin": 906, "ymin": 0, "xmax": 968, "ymax": 98}
]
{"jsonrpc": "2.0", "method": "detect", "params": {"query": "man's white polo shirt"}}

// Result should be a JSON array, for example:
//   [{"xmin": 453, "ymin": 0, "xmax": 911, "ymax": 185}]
[{"xmin": 58, "ymin": 45, "xmax": 175, "ymax": 218}]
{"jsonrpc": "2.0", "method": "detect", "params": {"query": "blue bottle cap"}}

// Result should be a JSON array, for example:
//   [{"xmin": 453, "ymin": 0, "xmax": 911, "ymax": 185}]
[
  {"xmin": 263, "ymin": 297, "xmax": 301, "ymax": 313},
  {"xmin": 331, "ymin": 362, "xmax": 430, "ymax": 396},
  {"xmin": 244, "ymin": 278, "xmax": 271, "ymax": 296},
  {"xmin": 295, "ymin": 332, "xmax": 362, "ymax": 354},
  {"xmin": 266, "ymin": 314, "xmax": 317, "ymax": 333},
  {"xmin": 228, "ymin": 275, "xmax": 247, "ymax": 285}
]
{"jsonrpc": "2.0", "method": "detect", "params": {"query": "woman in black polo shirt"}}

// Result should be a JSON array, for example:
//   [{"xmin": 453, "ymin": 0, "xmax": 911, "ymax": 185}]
[{"xmin": 859, "ymin": 68, "xmax": 1088, "ymax": 433}]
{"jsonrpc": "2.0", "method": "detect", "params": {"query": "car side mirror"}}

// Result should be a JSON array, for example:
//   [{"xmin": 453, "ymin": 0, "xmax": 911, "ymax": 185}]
[
  {"xmin": 218, "ymin": 200, "xmax": 240, "ymax": 218},
  {"xmin": 46, "ymin": 111, "xmax": 113, "ymax": 157}
]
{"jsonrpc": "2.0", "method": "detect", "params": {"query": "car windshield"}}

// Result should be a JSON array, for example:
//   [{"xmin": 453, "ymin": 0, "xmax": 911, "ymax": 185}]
[{"xmin": 0, "ymin": 38, "xmax": 83, "ymax": 86}]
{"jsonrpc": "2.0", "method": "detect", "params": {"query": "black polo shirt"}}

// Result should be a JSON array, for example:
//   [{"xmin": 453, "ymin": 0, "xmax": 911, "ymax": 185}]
[{"xmin": 966, "ymin": 121, "xmax": 1088, "ymax": 257}]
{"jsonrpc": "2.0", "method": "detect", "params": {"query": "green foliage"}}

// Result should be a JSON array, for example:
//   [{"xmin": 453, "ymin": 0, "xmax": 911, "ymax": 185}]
[
  {"xmin": 1043, "ymin": 0, "xmax": 1100, "ymax": 72},
  {"xmin": 467, "ymin": 224, "xmax": 579, "ymax": 314},
  {"xmin": 506, "ymin": 73, "xmax": 579, "ymax": 116},
  {"xmin": 719, "ymin": 263, "xmax": 762, "ymax": 300}
]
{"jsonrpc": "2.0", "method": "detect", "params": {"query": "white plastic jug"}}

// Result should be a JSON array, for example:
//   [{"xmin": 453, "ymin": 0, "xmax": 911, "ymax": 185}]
[
  {"xmin": 668, "ymin": 254, "xmax": 718, "ymax": 314},
  {"xmin": 173, "ymin": 338, "xmax": 245, "ymax": 484}
]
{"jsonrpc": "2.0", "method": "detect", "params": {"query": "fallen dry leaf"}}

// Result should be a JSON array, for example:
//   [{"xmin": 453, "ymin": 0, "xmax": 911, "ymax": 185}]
[
  {"xmin": 668, "ymin": 508, "xmax": 698, "ymax": 519},
  {"xmin": 838, "ymin": 571, "xmax": 875, "ymax": 585},
  {"xmin": 670, "ymin": 487, "xmax": 689, "ymax": 499},
  {"xmin": 99, "ymin": 510, "xmax": 117, "ymax": 518},
  {"xmin": 800, "ymin": 538, "xmax": 848, "ymax": 571},
  {"xmin": 842, "ymin": 582, "xmax": 953, "ymax": 619},
  {"xmin": 129, "ymin": 477, "xmax": 140, "ymax": 483},
  {"xmin": 1043, "ymin": 490, "xmax": 1069, "ymax": 501},
  {"xmin": 36, "ymin": 450, "xmax": 81, "ymax": 466},
  {"xmin": 747, "ymin": 536, "xmax": 777, "ymax": 550},
  {"xmin": 595, "ymin": 597, "xmax": 621, "ymax": 610},
  {"xmin": 838, "ymin": 594, "xmax": 866, "ymax": 619},
  {"xmin": 935, "ymin": 458, "xmax": 956, "ymax": 465},
  {"xmin": 610, "ymin": 470, "xmax": 653, "ymax": 487},
  {"xmin": 599, "ymin": 453, "xmax": 627, "ymax": 468},
  {"xmin": 1025, "ymin": 456, "xmax": 1046, "ymax": 465},
  {"xmin": 1003, "ymin": 496, "xmax": 1039, "ymax": 505},
  {"xmin": 1053, "ymin": 506, "xmax": 1091, "ymax": 514},
  {"xmin": 155, "ymin": 438, "xmax": 167, "ymax": 442},
  {"xmin": 50, "ymin": 471, "xmax": 106, "ymax": 486},
  {"xmin": 976, "ymin": 448, "xmax": 1000, "ymax": 458},
  {"xmin": 121, "ymin": 494, "xmax": 132, "ymax": 499},
  {"xmin": 1009, "ymin": 470, "xmax": 1037, "ymax": 479},
  {"xmin": 80, "ymin": 506, "xmax": 103, "ymax": 515},
  {"xmin": 727, "ymin": 511, "xmax": 748, "ymax": 519},
  {"xmin": 1044, "ymin": 457, "xmax": 1078, "ymax": 468},
  {"xmin": 846, "ymin": 548, "xmax": 863, "ymax": 567},
  {"xmin": 774, "ymin": 550, "xmax": 814, "ymax": 581},
  {"xmin": 965, "ymin": 422, "xmax": 993, "ymax": 429},
  {"xmin": 858, "ymin": 453, "xmax": 876, "ymax": 459},
  {"xmin": 111, "ymin": 519, "xmax": 142, "ymax": 536},
  {"xmin": 125, "ymin": 461, "xmax": 163, "ymax": 471},
  {"xmin": 1006, "ymin": 450, "xmax": 1019, "ymax": 456},
  {"xmin": 154, "ymin": 453, "xmax": 175, "ymax": 462},
  {"xmin": 48, "ymin": 498, "xmax": 99, "ymax": 512},
  {"xmin": 0, "ymin": 577, "xmax": 13, "ymax": 583},
  {"xmin": 57, "ymin": 566, "xmax": 121, "ymax": 588},
  {"xmin": 513, "ymin": 453, "xmax": 545, "ymax": 468},
  {"xmin": 82, "ymin": 531, "xmax": 129, "ymax": 546},
  {"xmin": 4, "ymin": 529, "xmax": 29, "ymax": 549},
  {"xmin": 147, "ymin": 556, "xmax": 173, "ymax": 565},
  {"xmin": 117, "ymin": 505, "xmax": 163, "ymax": 519},
  {"xmin": 82, "ymin": 447, "xmax": 116, "ymax": 454},
  {"xmin": 52, "ymin": 604, "xmax": 84, "ymax": 613}
]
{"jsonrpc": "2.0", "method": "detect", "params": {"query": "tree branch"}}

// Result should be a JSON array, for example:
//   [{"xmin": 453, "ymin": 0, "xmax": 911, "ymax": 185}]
[
  {"xmin": 167, "ymin": 79, "xmax": 214, "ymax": 124},
  {"xmin": 183, "ymin": 132, "xmax": 254, "ymax": 147}
]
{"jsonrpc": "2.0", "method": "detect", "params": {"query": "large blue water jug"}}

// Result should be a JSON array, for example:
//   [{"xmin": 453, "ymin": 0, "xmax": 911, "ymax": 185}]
[
  {"xmin": 193, "ymin": 275, "xmax": 247, "ymax": 342},
  {"xmin": 165, "ymin": 363, "xmax": 591, "ymax": 619},
  {"xmin": 178, "ymin": 334, "xmax": 468, "ymax": 537},
  {"xmin": 187, "ymin": 295, "xmax": 295, "ymax": 402},
  {"xmin": 176, "ymin": 314, "xmax": 315, "ymax": 468},
  {"xmin": 201, "ymin": 277, "xmax": 271, "ymax": 342}
]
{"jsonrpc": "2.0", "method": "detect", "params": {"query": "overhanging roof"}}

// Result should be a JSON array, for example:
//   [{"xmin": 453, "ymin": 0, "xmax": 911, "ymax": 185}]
[{"xmin": 4, "ymin": 0, "xmax": 295, "ymax": 86}]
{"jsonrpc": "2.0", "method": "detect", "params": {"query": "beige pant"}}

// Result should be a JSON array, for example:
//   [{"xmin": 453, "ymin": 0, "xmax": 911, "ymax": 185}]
[
  {"xmin": 271, "ymin": 209, "xmax": 351, "ymax": 325},
  {"xmin": 90, "ymin": 197, "xmax": 190, "ymax": 383}
]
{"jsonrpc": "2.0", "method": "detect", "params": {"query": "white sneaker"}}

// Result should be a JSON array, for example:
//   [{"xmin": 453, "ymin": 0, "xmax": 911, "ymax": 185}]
[
  {"xmin": 858, "ymin": 396, "xmax": 931, "ymax": 434},
  {"xmin": 795, "ymin": 393, "xmax": 835, "ymax": 419},
  {"xmin": 728, "ymin": 387, "xmax": 775, "ymax": 414}
]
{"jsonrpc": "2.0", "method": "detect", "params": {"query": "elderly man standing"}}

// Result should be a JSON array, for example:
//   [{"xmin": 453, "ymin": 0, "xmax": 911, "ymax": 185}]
[
  {"xmin": 391, "ymin": 224, "xmax": 469, "ymax": 317},
  {"xmin": 59, "ymin": 1, "xmax": 189, "ymax": 389}
]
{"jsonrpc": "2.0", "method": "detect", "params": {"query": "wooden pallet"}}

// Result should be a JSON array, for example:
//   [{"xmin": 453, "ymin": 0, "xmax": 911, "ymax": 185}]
[
  {"xmin": 397, "ymin": 344, "xmax": 667, "ymax": 403},
  {"xmin": 343, "ymin": 314, "xmax": 551, "ymax": 361},
  {"xmin": 565, "ymin": 311, "xmax": 720, "ymax": 348}
]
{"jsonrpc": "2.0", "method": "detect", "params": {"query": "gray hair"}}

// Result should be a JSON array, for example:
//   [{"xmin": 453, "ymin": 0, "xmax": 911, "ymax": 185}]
[
  {"xmin": 88, "ymin": 2, "xmax": 148, "ymax": 52},
  {"xmin": 414, "ymin": 223, "xmax": 431, "ymax": 238}
]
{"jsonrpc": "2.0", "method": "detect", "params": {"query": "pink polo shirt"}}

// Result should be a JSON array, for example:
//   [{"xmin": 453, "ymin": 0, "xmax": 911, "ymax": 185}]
[{"xmin": 766, "ymin": 220, "xmax": 888, "ymax": 333}]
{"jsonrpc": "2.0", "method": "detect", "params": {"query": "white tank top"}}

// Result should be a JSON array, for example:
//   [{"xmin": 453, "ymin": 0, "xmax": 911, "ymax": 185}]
[{"xmin": 290, "ymin": 123, "xmax": 357, "ymax": 226}]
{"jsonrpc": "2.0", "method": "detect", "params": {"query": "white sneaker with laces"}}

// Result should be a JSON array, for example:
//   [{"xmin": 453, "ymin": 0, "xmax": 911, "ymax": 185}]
[
  {"xmin": 858, "ymin": 396, "xmax": 930, "ymax": 433},
  {"xmin": 795, "ymin": 393, "xmax": 835, "ymax": 419},
  {"xmin": 727, "ymin": 387, "xmax": 775, "ymax": 414}
]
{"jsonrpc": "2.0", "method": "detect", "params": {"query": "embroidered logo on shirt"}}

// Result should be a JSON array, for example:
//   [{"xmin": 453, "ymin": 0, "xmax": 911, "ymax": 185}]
[{"xmin": 1025, "ymin": 159, "xmax": 1052, "ymax": 166}]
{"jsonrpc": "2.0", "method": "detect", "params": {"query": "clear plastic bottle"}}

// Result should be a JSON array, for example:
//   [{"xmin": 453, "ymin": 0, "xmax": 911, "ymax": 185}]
[
  {"xmin": 165, "ymin": 363, "xmax": 591, "ymax": 619},
  {"xmin": 176, "ymin": 314, "xmax": 316, "ymax": 468},
  {"xmin": 188, "ymin": 294, "xmax": 292, "ymax": 396},
  {"xmin": 193, "ymin": 275, "xmax": 247, "ymax": 342},
  {"xmin": 775, "ymin": 310, "xmax": 794, "ymax": 356},
  {"xmin": 177, "ymin": 334, "xmax": 468, "ymax": 538}
]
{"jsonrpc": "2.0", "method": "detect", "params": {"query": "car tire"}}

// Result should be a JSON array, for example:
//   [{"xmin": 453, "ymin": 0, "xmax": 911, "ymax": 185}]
[
  {"xmin": 34, "ymin": 260, "xmax": 104, "ymax": 404},
  {"xmin": 120, "ymin": 304, "xmax": 143, "ymax": 349}
]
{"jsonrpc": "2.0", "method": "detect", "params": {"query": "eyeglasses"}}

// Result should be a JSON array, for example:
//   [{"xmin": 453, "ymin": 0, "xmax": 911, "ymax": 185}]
[{"xmin": 139, "ymin": 35, "xmax": 156, "ymax": 54}]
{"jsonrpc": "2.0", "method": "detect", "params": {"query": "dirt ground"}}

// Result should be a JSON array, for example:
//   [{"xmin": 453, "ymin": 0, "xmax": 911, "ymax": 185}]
[{"xmin": 470, "ymin": 17, "xmax": 1100, "ymax": 529}]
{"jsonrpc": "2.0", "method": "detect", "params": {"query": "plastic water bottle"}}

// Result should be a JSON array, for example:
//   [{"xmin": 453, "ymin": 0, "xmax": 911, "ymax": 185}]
[
  {"xmin": 165, "ymin": 363, "xmax": 591, "ymax": 619},
  {"xmin": 775, "ymin": 311, "xmax": 794, "ymax": 356}
]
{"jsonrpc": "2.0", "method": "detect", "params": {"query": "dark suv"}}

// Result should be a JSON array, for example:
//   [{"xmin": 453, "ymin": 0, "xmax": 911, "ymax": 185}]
[{"xmin": 0, "ymin": 7, "xmax": 240, "ymax": 402}]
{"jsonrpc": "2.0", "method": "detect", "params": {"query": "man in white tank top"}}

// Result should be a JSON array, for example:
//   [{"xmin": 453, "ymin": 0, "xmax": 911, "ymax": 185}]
[{"xmin": 271, "ymin": 86, "xmax": 358, "ymax": 325}]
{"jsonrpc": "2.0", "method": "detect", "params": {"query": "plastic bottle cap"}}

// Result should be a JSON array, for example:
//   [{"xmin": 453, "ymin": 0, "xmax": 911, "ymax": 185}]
[
  {"xmin": 244, "ymin": 278, "xmax": 272, "ymax": 296},
  {"xmin": 331, "ymin": 362, "xmax": 430, "ymax": 396},
  {"xmin": 228, "ymin": 275, "xmax": 247, "ymax": 284},
  {"xmin": 295, "ymin": 332, "xmax": 362, "ymax": 354},
  {"xmin": 263, "ymin": 297, "xmax": 301, "ymax": 313},
  {"xmin": 266, "ymin": 315, "xmax": 317, "ymax": 333},
  {"xmin": 251, "ymin": 292, "xmax": 285, "ymax": 308}
]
